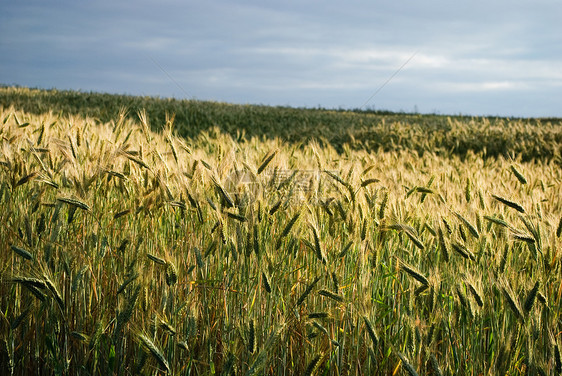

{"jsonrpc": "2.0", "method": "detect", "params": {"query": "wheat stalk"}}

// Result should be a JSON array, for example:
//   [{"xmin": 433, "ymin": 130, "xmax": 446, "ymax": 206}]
[
  {"xmin": 296, "ymin": 276, "xmax": 321, "ymax": 306},
  {"xmin": 138, "ymin": 333, "xmax": 170, "ymax": 373},
  {"xmin": 492, "ymin": 194, "xmax": 525, "ymax": 213},
  {"xmin": 510, "ymin": 165, "xmax": 527, "ymax": 184},
  {"xmin": 318, "ymin": 289, "xmax": 344, "ymax": 303},
  {"xmin": 257, "ymin": 150, "xmax": 277, "ymax": 174},
  {"xmin": 400, "ymin": 261, "xmax": 430, "ymax": 286},
  {"xmin": 396, "ymin": 351, "xmax": 419, "ymax": 376}
]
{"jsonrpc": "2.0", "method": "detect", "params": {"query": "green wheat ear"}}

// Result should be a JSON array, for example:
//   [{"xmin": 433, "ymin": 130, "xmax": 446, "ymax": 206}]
[
  {"xmin": 137, "ymin": 333, "xmax": 170, "ymax": 373},
  {"xmin": 510, "ymin": 165, "xmax": 527, "ymax": 184}
]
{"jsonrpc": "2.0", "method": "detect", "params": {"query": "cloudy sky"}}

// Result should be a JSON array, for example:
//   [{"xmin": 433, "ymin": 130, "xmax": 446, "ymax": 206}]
[{"xmin": 1, "ymin": 1, "xmax": 561, "ymax": 117}]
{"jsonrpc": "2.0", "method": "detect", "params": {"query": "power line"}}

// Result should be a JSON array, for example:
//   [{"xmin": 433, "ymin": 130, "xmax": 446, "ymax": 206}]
[
  {"xmin": 147, "ymin": 55, "xmax": 194, "ymax": 99},
  {"xmin": 359, "ymin": 50, "xmax": 418, "ymax": 110}
]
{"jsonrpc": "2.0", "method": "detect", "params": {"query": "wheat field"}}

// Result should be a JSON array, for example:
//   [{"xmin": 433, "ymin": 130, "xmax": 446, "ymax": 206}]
[{"xmin": 1, "ymin": 88, "xmax": 562, "ymax": 375}]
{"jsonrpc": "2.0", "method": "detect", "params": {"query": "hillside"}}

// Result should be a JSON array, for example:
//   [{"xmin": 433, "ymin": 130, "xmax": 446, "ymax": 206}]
[{"xmin": 2, "ymin": 86, "xmax": 561, "ymax": 162}]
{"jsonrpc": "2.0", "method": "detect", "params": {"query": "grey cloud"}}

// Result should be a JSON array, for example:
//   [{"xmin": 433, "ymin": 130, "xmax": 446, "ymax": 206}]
[{"xmin": 1, "ymin": 0, "xmax": 561, "ymax": 117}]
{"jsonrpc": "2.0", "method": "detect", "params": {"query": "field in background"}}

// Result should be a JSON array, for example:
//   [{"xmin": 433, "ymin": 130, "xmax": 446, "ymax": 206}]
[
  {"xmin": 1, "ymin": 86, "xmax": 562, "ymax": 375},
  {"xmin": 2, "ymin": 86, "xmax": 562, "ymax": 163}
]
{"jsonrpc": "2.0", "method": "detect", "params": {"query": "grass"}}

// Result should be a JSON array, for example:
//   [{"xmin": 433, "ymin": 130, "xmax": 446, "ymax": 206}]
[{"xmin": 0, "ymin": 86, "xmax": 562, "ymax": 375}]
